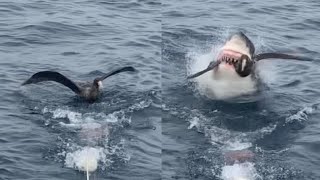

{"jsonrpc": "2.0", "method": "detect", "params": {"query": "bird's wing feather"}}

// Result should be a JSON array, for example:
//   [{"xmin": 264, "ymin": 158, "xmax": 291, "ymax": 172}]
[
  {"xmin": 254, "ymin": 53, "xmax": 312, "ymax": 61},
  {"xmin": 96, "ymin": 66, "xmax": 136, "ymax": 81},
  {"xmin": 187, "ymin": 61, "xmax": 220, "ymax": 79},
  {"xmin": 22, "ymin": 71, "xmax": 81, "ymax": 94}
]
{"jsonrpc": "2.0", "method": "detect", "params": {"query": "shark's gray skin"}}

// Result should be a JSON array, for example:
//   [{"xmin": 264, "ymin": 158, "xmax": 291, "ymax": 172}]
[
  {"xmin": 188, "ymin": 32, "xmax": 311, "ymax": 99},
  {"xmin": 188, "ymin": 32, "xmax": 311, "ymax": 79},
  {"xmin": 22, "ymin": 66, "xmax": 135, "ymax": 103}
]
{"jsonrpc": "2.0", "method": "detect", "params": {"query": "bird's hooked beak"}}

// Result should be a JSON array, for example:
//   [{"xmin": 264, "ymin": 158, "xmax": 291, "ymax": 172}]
[
  {"xmin": 97, "ymin": 81, "xmax": 103, "ymax": 90},
  {"xmin": 93, "ymin": 79, "xmax": 103, "ymax": 90}
]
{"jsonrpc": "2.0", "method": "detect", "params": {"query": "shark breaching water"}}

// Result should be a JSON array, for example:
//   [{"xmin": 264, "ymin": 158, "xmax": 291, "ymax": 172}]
[{"xmin": 188, "ymin": 32, "xmax": 311, "ymax": 100}]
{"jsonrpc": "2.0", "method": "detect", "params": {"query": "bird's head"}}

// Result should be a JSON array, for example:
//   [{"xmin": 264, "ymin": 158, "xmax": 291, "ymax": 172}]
[{"xmin": 93, "ymin": 79, "xmax": 103, "ymax": 90}]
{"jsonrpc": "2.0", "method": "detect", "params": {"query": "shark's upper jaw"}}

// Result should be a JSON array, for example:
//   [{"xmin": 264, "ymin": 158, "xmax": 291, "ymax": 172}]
[{"xmin": 215, "ymin": 49, "xmax": 244, "ymax": 72}]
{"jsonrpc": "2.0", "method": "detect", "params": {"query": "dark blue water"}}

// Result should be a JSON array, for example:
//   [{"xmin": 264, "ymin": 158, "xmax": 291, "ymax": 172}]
[
  {"xmin": 163, "ymin": 0, "xmax": 320, "ymax": 179},
  {"xmin": 0, "ymin": 1, "xmax": 160, "ymax": 180},
  {"xmin": 1, "ymin": 0, "xmax": 320, "ymax": 180}
]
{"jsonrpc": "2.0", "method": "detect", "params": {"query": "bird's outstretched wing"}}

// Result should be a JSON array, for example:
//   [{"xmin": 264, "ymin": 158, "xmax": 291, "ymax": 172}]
[
  {"xmin": 22, "ymin": 71, "xmax": 81, "ymax": 94},
  {"xmin": 187, "ymin": 61, "xmax": 220, "ymax": 79},
  {"xmin": 254, "ymin": 53, "xmax": 312, "ymax": 61},
  {"xmin": 96, "ymin": 66, "xmax": 136, "ymax": 81}
]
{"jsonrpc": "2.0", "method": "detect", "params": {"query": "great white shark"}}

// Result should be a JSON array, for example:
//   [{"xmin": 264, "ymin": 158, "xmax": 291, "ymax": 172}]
[{"xmin": 188, "ymin": 32, "xmax": 311, "ymax": 99}]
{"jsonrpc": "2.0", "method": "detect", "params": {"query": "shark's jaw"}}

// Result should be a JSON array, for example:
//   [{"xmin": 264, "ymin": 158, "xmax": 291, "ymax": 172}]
[
  {"xmin": 201, "ymin": 34, "xmax": 257, "ymax": 99},
  {"xmin": 213, "ymin": 32, "xmax": 256, "ymax": 79}
]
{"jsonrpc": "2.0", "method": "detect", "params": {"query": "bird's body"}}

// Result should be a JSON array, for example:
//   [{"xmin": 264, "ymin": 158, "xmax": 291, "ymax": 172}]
[
  {"xmin": 22, "ymin": 66, "xmax": 135, "ymax": 103},
  {"xmin": 79, "ymin": 83, "xmax": 100, "ymax": 102}
]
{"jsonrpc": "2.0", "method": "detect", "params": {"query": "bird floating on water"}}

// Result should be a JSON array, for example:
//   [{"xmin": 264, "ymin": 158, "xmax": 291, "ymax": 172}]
[{"xmin": 22, "ymin": 66, "xmax": 136, "ymax": 103}]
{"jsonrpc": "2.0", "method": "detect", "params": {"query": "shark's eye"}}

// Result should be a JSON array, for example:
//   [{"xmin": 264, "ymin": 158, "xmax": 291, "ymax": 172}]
[{"xmin": 234, "ymin": 55, "xmax": 254, "ymax": 77}]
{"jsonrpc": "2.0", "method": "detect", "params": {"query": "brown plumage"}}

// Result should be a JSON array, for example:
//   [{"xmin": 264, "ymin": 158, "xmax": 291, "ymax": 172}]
[{"xmin": 22, "ymin": 66, "xmax": 136, "ymax": 103}]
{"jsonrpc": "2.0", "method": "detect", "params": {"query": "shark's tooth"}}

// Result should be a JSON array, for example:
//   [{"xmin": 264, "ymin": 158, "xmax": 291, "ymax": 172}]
[{"xmin": 241, "ymin": 59, "xmax": 247, "ymax": 71}]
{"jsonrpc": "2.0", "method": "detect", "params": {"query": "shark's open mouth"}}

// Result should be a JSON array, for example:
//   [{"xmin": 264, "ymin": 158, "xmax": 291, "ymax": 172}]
[
  {"xmin": 217, "ymin": 49, "xmax": 243, "ymax": 67},
  {"xmin": 216, "ymin": 49, "xmax": 254, "ymax": 77}
]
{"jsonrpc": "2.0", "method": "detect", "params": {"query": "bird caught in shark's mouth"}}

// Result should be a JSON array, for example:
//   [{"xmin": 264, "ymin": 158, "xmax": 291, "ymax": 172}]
[
  {"xmin": 22, "ymin": 66, "xmax": 136, "ymax": 103},
  {"xmin": 187, "ymin": 32, "xmax": 311, "ymax": 99}
]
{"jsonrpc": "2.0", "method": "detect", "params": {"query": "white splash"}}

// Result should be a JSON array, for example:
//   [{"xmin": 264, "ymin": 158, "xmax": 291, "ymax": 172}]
[
  {"xmin": 224, "ymin": 141, "xmax": 252, "ymax": 151},
  {"xmin": 205, "ymin": 126, "xmax": 252, "ymax": 150},
  {"xmin": 285, "ymin": 106, "xmax": 314, "ymax": 124},
  {"xmin": 205, "ymin": 123, "xmax": 277, "ymax": 151},
  {"xmin": 43, "ymin": 107, "xmax": 130, "ymax": 125},
  {"xmin": 43, "ymin": 107, "xmax": 83, "ymax": 124},
  {"xmin": 188, "ymin": 116, "xmax": 200, "ymax": 130},
  {"xmin": 221, "ymin": 162, "xmax": 261, "ymax": 180},
  {"xmin": 65, "ymin": 146, "xmax": 105, "ymax": 173}
]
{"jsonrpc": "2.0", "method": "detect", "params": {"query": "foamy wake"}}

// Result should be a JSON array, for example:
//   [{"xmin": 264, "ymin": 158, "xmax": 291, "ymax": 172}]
[
  {"xmin": 221, "ymin": 162, "xmax": 261, "ymax": 180},
  {"xmin": 206, "ymin": 124, "xmax": 278, "ymax": 179},
  {"xmin": 184, "ymin": 108, "xmax": 279, "ymax": 180},
  {"xmin": 285, "ymin": 106, "xmax": 315, "ymax": 124},
  {"xmin": 42, "ymin": 107, "xmax": 128, "ymax": 126},
  {"xmin": 40, "ymin": 100, "xmax": 150, "ymax": 176}
]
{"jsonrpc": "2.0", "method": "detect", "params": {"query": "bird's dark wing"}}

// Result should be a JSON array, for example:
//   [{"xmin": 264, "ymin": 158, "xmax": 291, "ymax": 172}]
[
  {"xmin": 187, "ymin": 61, "xmax": 220, "ymax": 79},
  {"xmin": 96, "ymin": 66, "xmax": 136, "ymax": 81},
  {"xmin": 254, "ymin": 53, "xmax": 312, "ymax": 61},
  {"xmin": 22, "ymin": 71, "xmax": 81, "ymax": 94}
]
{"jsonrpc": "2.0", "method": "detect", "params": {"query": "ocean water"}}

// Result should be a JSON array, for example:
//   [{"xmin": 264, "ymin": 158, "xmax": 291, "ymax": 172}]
[
  {"xmin": 1, "ymin": 0, "xmax": 320, "ymax": 180},
  {"xmin": 0, "ymin": 1, "xmax": 161, "ymax": 179},
  {"xmin": 162, "ymin": 0, "xmax": 320, "ymax": 179}
]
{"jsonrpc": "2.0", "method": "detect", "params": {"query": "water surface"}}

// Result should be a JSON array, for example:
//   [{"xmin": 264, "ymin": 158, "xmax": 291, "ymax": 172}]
[
  {"xmin": 162, "ymin": 0, "xmax": 320, "ymax": 179},
  {"xmin": 0, "ymin": 1, "xmax": 161, "ymax": 179}
]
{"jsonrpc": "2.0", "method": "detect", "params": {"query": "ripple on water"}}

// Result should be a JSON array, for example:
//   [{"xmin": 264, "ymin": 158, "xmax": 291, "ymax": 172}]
[
  {"xmin": 38, "ymin": 96, "xmax": 155, "ymax": 173},
  {"xmin": 163, "ymin": 100, "xmax": 319, "ymax": 179}
]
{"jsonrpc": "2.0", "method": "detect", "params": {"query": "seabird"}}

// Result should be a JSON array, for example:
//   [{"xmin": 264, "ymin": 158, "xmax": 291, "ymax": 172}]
[{"xmin": 22, "ymin": 66, "xmax": 135, "ymax": 102}]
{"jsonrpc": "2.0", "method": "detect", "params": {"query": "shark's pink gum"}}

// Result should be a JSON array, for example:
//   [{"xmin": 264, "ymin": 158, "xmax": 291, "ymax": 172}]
[{"xmin": 217, "ymin": 49, "xmax": 243, "ymax": 60}]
